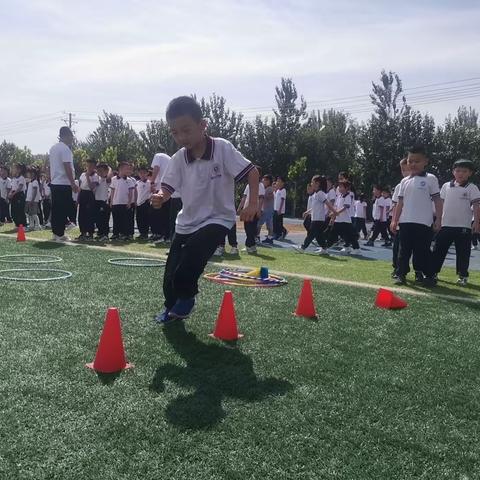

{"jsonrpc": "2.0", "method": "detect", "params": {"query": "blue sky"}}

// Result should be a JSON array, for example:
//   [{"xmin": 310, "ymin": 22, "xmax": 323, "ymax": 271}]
[{"xmin": 0, "ymin": 0, "xmax": 479, "ymax": 153}]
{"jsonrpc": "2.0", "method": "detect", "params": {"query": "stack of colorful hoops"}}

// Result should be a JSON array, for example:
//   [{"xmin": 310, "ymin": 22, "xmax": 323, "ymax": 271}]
[{"xmin": 204, "ymin": 267, "xmax": 287, "ymax": 287}]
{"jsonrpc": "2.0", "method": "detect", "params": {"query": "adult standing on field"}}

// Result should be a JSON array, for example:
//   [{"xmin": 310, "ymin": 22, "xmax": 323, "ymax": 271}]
[{"xmin": 48, "ymin": 126, "xmax": 78, "ymax": 242}]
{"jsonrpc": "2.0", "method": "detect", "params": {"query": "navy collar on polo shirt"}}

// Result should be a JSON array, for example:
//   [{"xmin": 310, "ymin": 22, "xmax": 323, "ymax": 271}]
[
  {"xmin": 409, "ymin": 170, "xmax": 427, "ymax": 178},
  {"xmin": 450, "ymin": 179, "xmax": 469, "ymax": 188},
  {"xmin": 184, "ymin": 136, "xmax": 214, "ymax": 164}
]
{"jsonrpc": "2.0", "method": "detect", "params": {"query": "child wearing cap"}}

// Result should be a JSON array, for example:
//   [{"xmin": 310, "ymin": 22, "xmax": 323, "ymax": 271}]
[
  {"xmin": 390, "ymin": 144, "xmax": 442, "ymax": 287},
  {"xmin": 432, "ymin": 159, "xmax": 480, "ymax": 286},
  {"xmin": 151, "ymin": 96, "xmax": 259, "ymax": 322}
]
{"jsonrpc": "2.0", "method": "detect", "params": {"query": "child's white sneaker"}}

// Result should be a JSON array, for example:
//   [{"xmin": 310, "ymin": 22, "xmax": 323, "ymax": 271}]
[
  {"xmin": 457, "ymin": 277, "xmax": 468, "ymax": 286},
  {"xmin": 315, "ymin": 247, "xmax": 328, "ymax": 255},
  {"xmin": 246, "ymin": 246, "xmax": 257, "ymax": 254},
  {"xmin": 352, "ymin": 248, "xmax": 361, "ymax": 255},
  {"xmin": 230, "ymin": 246, "xmax": 239, "ymax": 255},
  {"xmin": 340, "ymin": 247, "xmax": 352, "ymax": 254},
  {"xmin": 213, "ymin": 246, "xmax": 224, "ymax": 256}
]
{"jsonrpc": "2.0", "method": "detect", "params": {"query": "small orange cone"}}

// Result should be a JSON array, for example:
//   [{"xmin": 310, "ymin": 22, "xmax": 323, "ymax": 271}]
[
  {"xmin": 209, "ymin": 290, "xmax": 244, "ymax": 341},
  {"xmin": 86, "ymin": 307, "xmax": 133, "ymax": 373},
  {"xmin": 16, "ymin": 224, "xmax": 26, "ymax": 242},
  {"xmin": 293, "ymin": 279, "xmax": 317, "ymax": 318},
  {"xmin": 375, "ymin": 288, "xmax": 408, "ymax": 310}
]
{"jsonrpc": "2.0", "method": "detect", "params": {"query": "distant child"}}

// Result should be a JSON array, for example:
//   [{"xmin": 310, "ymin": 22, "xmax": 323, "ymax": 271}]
[
  {"xmin": 382, "ymin": 188, "xmax": 392, "ymax": 246},
  {"xmin": 214, "ymin": 224, "xmax": 239, "ymax": 256},
  {"xmin": 151, "ymin": 96, "xmax": 259, "ymax": 322},
  {"xmin": 296, "ymin": 175, "xmax": 337, "ymax": 254},
  {"xmin": 8, "ymin": 163, "xmax": 27, "ymax": 228},
  {"xmin": 110, "ymin": 162, "xmax": 136, "ymax": 241},
  {"xmin": 390, "ymin": 144, "xmax": 442, "ymax": 286},
  {"xmin": 332, "ymin": 181, "xmax": 360, "ymax": 254},
  {"xmin": 0, "ymin": 165, "xmax": 11, "ymax": 225},
  {"xmin": 338, "ymin": 171, "xmax": 355, "ymax": 222},
  {"xmin": 258, "ymin": 174, "xmax": 275, "ymax": 245},
  {"xmin": 94, "ymin": 163, "xmax": 112, "ymax": 242},
  {"xmin": 303, "ymin": 183, "xmax": 314, "ymax": 233},
  {"xmin": 390, "ymin": 158, "xmax": 411, "ymax": 279},
  {"xmin": 68, "ymin": 179, "xmax": 79, "ymax": 227},
  {"xmin": 366, "ymin": 185, "xmax": 389, "ymax": 246},
  {"xmin": 25, "ymin": 167, "xmax": 42, "ymax": 231},
  {"xmin": 237, "ymin": 168, "xmax": 264, "ymax": 253},
  {"xmin": 77, "ymin": 159, "xmax": 99, "ymax": 240},
  {"xmin": 432, "ymin": 159, "xmax": 480, "ymax": 286},
  {"xmin": 135, "ymin": 166, "xmax": 151, "ymax": 240},
  {"xmin": 273, "ymin": 175, "xmax": 287, "ymax": 240},
  {"xmin": 353, "ymin": 194, "xmax": 368, "ymax": 239}
]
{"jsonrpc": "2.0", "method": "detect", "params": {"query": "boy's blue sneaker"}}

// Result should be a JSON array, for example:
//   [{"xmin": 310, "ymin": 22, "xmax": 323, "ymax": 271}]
[
  {"xmin": 154, "ymin": 309, "xmax": 178, "ymax": 326},
  {"xmin": 169, "ymin": 298, "xmax": 195, "ymax": 319}
]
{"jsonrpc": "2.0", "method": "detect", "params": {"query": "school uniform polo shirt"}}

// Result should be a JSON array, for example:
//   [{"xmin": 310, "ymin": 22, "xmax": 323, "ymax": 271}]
[
  {"xmin": 243, "ymin": 182, "xmax": 265, "ymax": 209},
  {"xmin": 26, "ymin": 180, "xmax": 41, "ymax": 202},
  {"xmin": 79, "ymin": 172, "xmax": 99, "ymax": 191},
  {"xmin": 334, "ymin": 194, "xmax": 352, "ymax": 223},
  {"xmin": 274, "ymin": 189, "xmax": 287, "ymax": 214},
  {"xmin": 440, "ymin": 180, "xmax": 480, "ymax": 229},
  {"xmin": 392, "ymin": 183, "xmax": 401, "ymax": 204},
  {"xmin": 398, "ymin": 172, "xmax": 440, "ymax": 226},
  {"xmin": 372, "ymin": 196, "xmax": 386, "ymax": 221},
  {"xmin": 0, "ymin": 177, "xmax": 11, "ymax": 199},
  {"xmin": 354, "ymin": 200, "xmax": 367, "ymax": 218},
  {"xmin": 95, "ymin": 178, "xmax": 109, "ymax": 202},
  {"xmin": 161, "ymin": 136, "xmax": 254, "ymax": 235},
  {"xmin": 311, "ymin": 191, "xmax": 328, "ymax": 221},
  {"xmin": 10, "ymin": 176, "xmax": 25, "ymax": 194},
  {"xmin": 136, "ymin": 179, "xmax": 152, "ymax": 206},
  {"xmin": 111, "ymin": 176, "xmax": 136, "ymax": 205}
]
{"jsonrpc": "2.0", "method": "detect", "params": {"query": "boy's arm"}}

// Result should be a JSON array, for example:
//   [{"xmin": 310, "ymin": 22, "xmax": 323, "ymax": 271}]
[
  {"xmin": 109, "ymin": 188, "xmax": 115, "ymax": 207},
  {"xmin": 390, "ymin": 198, "xmax": 403, "ymax": 232},
  {"xmin": 237, "ymin": 195, "xmax": 247, "ymax": 214},
  {"xmin": 127, "ymin": 187, "xmax": 134, "ymax": 208},
  {"xmin": 433, "ymin": 196, "xmax": 443, "ymax": 232},
  {"xmin": 325, "ymin": 201, "xmax": 337, "ymax": 216},
  {"xmin": 473, "ymin": 203, "xmax": 480, "ymax": 233},
  {"xmin": 240, "ymin": 168, "xmax": 259, "ymax": 222}
]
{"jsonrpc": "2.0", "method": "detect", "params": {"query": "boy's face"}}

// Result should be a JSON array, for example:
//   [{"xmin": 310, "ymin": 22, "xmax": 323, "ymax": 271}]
[
  {"xmin": 338, "ymin": 184, "xmax": 346, "ymax": 194},
  {"xmin": 400, "ymin": 163, "xmax": 411, "ymax": 178},
  {"xmin": 407, "ymin": 153, "xmax": 428, "ymax": 175},
  {"xmin": 382, "ymin": 191, "xmax": 389, "ymax": 198},
  {"xmin": 307, "ymin": 183, "xmax": 315, "ymax": 193},
  {"xmin": 262, "ymin": 177, "xmax": 271, "ymax": 188},
  {"xmin": 86, "ymin": 163, "xmax": 96, "ymax": 174},
  {"xmin": 373, "ymin": 187, "xmax": 380, "ymax": 197},
  {"xmin": 97, "ymin": 168, "xmax": 107, "ymax": 178},
  {"xmin": 169, "ymin": 115, "xmax": 207, "ymax": 149},
  {"xmin": 453, "ymin": 167, "xmax": 472, "ymax": 185},
  {"xmin": 139, "ymin": 170, "xmax": 148, "ymax": 180},
  {"xmin": 276, "ymin": 179, "xmax": 284, "ymax": 189}
]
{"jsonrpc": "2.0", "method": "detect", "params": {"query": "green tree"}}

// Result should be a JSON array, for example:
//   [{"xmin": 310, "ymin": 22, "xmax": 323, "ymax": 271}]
[
  {"xmin": 0, "ymin": 141, "xmax": 33, "ymax": 168},
  {"xmin": 84, "ymin": 112, "xmax": 141, "ymax": 165},
  {"xmin": 139, "ymin": 120, "xmax": 176, "ymax": 161}
]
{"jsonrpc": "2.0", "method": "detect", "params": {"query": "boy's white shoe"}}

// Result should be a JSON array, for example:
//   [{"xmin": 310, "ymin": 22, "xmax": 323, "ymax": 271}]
[
  {"xmin": 340, "ymin": 247, "xmax": 352, "ymax": 254},
  {"xmin": 53, "ymin": 235, "xmax": 70, "ymax": 243},
  {"xmin": 472, "ymin": 245, "xmax": 478, "ymax": 251},
  {"xmin": 293, "ymin": 245, "xmax": 305, "ymax": 253},
  {"xmin": 246, "ymin": 246, "xmax": 257, "ymax": 254},
  {"xmin": 352, "ymin": 248, "xmax": 361, "ymax": 255},
  {"xmin": 315, "ymin": 247, "xmax": 328, "ymax": 255},
  {"xmin": 213, "ymin": 246, "xmax": 224, "ymax": 256},
  {"xmin": 230, "ymin": 246, "xmax": 239, "ymax": 255}
]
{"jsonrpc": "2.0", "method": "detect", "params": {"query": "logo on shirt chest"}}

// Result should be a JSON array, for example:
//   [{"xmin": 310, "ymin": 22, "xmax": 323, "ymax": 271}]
[{"xmin": 211, "ymin": 163, "xmax": 222, "ymax": 179}]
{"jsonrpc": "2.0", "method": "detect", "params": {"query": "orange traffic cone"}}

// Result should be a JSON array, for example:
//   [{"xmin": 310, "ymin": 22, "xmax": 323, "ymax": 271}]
[
  {"xmin": 209, "ymin": 290, "xmax": 244, "ymax": 341},
  {"xmin": 86, "ymin": 307, "xmax": 133, "ymax": 373},
  {"xmin": 375, "ymin": 288, "xmax": 408, "ymax": 310},
  {"xmin": 293, "ymin": 279, "xmax": 318, "ymax": 318},
  {"xmin": 16, "ymin": 224, "xmax": 26, "ymax": 242}
]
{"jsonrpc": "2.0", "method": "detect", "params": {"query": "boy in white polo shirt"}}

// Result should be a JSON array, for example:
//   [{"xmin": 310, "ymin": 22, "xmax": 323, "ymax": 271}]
[
  {"xmin": 77, "ymin": 159, "xmax": 99, "ymax": 241},
  {"xmin": 150, "ymin": 150, "xmax": 171, "ymax": 242},
  {"xmin": 366, "ymin": 185, "xmax": 388, "ymax": 246},
  {"xmin": 151, "ymin": 96, "xmax": 258, "ymax": 322},
  {"xmin": 432, "ymin": 159, "xmax": 480, "ymax": 285},
  {"xmin": 332, "ymin": 181, "xmax": 360, "ymax": 254},
  {"xmin": 0, "ymin": 165, "xmax": 11, "ymax": 225},
  {"xmin": 110, "ymin": 162, "xmax": 136, "ymax": 241},
  {"xmin": 391, "ymin": 144, "xmax": 442, "ymax": 286},
  {"xmin": 273, "ymin": 176, "xmax": 287, "ymax": 240},
  {"xmin": 94, "ymin": 163, "xmax": 111, "ymax": 242}
]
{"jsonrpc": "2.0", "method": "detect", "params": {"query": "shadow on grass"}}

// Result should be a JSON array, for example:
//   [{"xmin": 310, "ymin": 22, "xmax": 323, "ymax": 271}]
[
  {"xmin": 150, "ymin": 322, "xmax": 292, "ymax": 430},
  {"xmin": 96, "ymin": 371, "xmax": 122, "ymax": 385},
  {"xmin": 31, "ymin": 241, "xmax": 65, "ymax": 250}
]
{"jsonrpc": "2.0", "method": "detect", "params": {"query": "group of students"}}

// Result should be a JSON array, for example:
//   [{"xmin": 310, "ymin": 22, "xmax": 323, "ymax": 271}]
[
  {"xmin": 294, "ymin": 146, "xmax": 480, "ymax": 287},
  {"xmin": 0, "ymin": 164, "xmax": 52, "ymax": 230}
]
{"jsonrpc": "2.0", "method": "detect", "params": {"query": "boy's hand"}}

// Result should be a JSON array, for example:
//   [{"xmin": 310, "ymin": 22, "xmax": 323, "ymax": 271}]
[
  {"xmin": 390, "ymin": 221, "xmax": 398, "ymax": 233},
  {"xmin": 240, "ymin": 204, "xmax": 257, "ymax": 222},
  {"xmin": 72, "ymin": 183, "xmax": 79, "ymax": 194},
  {"xmin": 151, "ymin": 193, "xmax": 165, "ymax": 209},
  {"xmin": 433, "ymin": 218, "xmax": 441, "ymax": 233}
]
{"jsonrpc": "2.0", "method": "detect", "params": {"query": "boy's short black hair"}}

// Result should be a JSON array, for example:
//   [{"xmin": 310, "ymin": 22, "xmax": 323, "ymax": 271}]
[
  {"xmin": 408, "ymin": 143, "xmax": 427, "ymax": 156},
  {"xmin": 312, "ymin": 175, "xmax": 327, "ymax": 192},
  {"xmin": 453, "ymin": 159, "xmax": 475, "ymax": 171},
  {"xmin": 138, "ymin": 165, "xmax": 148, "ymax": 172},
  {"xmin": 338, "ymin": 181, "xmax": 351, "ymax": 190},
  {"xmin": 338, "ymin": 171, "xmax": 349, "ymax": 179},
  {"xmin": 59, "ymin": 126, "xmax": 72, "ymax": 137},
  {"xmin": 97, "ymin": 163, "xmax": 109, "ymax": 171},
  {"xmin": 276, "ymin": 175, "xmax": 286, "ymax": 183},
  {"xmin": 86, "ymin": 158, "xmax": 97, "ymax": 165},
  {"xmin": 373, "ymin": 184, "xmax": 382, "ymax": 191},
  {"xmin": 166, "ymin": 96, "xmax": 203, "ymax": 122}
]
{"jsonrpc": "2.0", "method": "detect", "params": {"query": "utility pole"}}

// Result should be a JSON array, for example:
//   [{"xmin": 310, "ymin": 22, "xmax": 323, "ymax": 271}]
[{"xmin": 62, "ymin": 111, "xmax": 77, "ymax": 133}]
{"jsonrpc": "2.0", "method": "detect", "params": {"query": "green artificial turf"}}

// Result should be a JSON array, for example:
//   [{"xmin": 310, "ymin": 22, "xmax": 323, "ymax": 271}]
[
  {"xmin": 0, "ymin": 237, "xmax": 480, "ymax": 479},
  {"xmin": 3, "ymin": 224, "xmax": 480, "ymax": 300}
]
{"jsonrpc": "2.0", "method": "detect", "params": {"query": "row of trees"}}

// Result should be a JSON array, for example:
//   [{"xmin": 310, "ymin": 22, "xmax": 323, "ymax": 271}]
[{"xmin": 1, "ymin": 71, "xmax": 479, "ymax": 215}]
